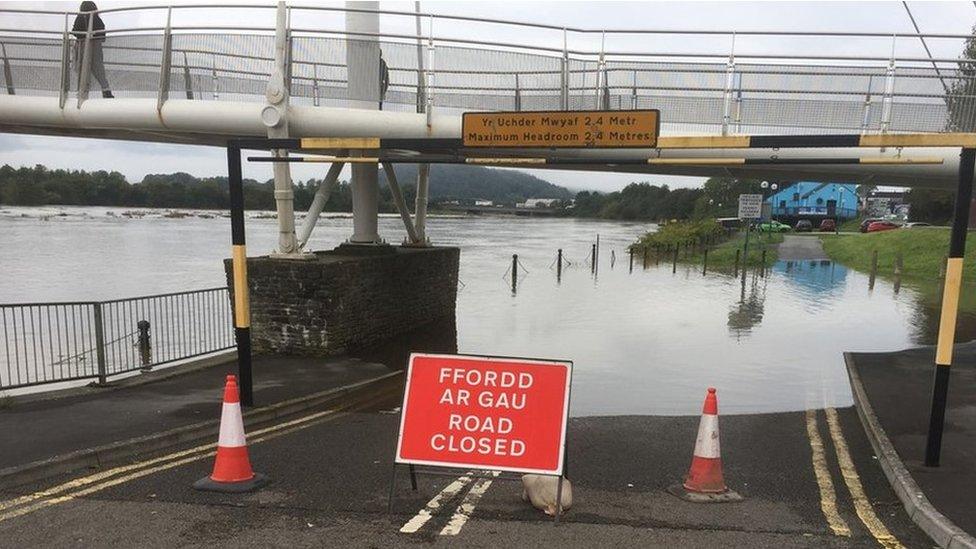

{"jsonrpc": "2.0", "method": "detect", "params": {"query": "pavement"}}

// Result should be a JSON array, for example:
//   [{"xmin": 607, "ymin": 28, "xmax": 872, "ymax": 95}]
[
  {"xmin": 847, "ymin": 342, "xmax": 976, "ymax": 539},
  {"xmin": 777, "ymin": 234, "xmax": 829, "ymax": 261},
  {"xmin": 0, "ymin": 354, "xmax": 395, "ymax": 473},
  {"xmin": 0, "ymin": 401, "xmax": 933, "ymax": 547}
]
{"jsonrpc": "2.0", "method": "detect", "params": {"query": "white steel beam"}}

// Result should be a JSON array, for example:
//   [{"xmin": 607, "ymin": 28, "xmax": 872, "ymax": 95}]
[
  {"xmin": 382, "ymin": 162, "xmax": 420, "ymax": 244},
  {"xmin": 298, "ymin": 161, "xmax": 345, "ymax": 249}
]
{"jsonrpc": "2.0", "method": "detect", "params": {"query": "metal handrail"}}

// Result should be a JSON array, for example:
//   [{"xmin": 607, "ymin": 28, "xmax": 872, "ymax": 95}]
[
  {"xmin": 0, "ymin": 287, "xmax": 234, "ymax": 391},
  {"xmin": 3, "ymin": 4, "xmax": 975, "ymax": 65}
]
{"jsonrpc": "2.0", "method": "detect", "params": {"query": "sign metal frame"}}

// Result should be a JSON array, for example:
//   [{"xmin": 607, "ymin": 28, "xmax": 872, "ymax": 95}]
[{"xmin": 389, "ymin": 352, "xmax": 574, "ymax": 523}]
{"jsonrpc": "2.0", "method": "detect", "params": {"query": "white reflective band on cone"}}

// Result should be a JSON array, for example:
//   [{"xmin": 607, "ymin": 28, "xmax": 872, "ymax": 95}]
[
  {"xmin": 693, "ymin": 414, "xmax": 721, "ymax": 459},
  {"xmin": 217, "ymin": 402, "xmax": 247, "ymax": 447}
]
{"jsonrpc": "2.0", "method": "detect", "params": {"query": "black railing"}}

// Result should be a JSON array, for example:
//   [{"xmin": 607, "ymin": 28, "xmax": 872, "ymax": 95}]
[{"xmin": 0, "ymin": 287, "xmax": 234, "ymax": 391}]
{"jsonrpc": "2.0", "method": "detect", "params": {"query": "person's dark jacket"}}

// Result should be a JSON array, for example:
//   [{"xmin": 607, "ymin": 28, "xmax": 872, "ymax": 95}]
[{"xmin": 72, "ymin": 6, "xmax": 106, "ymax": 41}]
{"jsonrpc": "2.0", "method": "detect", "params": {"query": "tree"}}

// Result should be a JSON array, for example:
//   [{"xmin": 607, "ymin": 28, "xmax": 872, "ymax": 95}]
[
  {"xmin": 701, "ymin": 177, "xmax": 765, "ymax": 216},
  {"xmin": 906, "ymin": 188, "xmax": 954, "ymax": 223},
  {"xmin": 945, "ymin": 24, "xmax": 976, "ymax": 132}
]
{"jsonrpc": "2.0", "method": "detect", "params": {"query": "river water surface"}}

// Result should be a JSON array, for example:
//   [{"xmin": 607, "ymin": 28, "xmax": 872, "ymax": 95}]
[{"xmin": 2, "ymin": 206, "xmax": 971, "ymax": 416}]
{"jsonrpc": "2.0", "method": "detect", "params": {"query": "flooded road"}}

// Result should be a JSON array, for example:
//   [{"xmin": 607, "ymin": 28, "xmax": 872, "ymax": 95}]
[{"xmin": 1, "ymin": 206, "xmax": 972, "ymax": 415}]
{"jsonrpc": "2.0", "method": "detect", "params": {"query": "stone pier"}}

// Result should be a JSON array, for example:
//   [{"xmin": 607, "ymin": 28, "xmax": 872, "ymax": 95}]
[{"xmin": 224, "ymin": 246, "xmax": 459, "ymax": 356}]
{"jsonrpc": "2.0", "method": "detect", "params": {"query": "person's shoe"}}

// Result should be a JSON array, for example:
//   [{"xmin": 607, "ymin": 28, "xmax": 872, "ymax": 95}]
[{"xmin": 102, "ymin": 90, "xmax": 114, "ymax": 99}]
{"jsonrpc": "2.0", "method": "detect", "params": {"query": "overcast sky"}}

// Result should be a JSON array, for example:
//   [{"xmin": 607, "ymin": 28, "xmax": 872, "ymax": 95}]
[{"xmin": 1, "ymin": 1, "xmax": 974, "ymax": 191}]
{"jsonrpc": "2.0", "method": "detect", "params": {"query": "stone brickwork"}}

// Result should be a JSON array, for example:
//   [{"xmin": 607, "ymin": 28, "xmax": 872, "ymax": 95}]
[{"xmin": 224, "ymin": 246, "xmax": 459, "ymax": 356}]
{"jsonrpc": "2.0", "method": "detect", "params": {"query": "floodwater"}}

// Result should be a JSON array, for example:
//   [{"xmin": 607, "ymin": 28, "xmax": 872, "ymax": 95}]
[{"xmin": 1, "ymin": 206, "xmax": 972, "ymax": 415}]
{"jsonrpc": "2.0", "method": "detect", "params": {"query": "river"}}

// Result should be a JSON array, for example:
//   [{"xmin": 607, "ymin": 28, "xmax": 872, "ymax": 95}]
[{"xmin": 2, "ymin": 205, "xmax": 971, "ymax": 416}]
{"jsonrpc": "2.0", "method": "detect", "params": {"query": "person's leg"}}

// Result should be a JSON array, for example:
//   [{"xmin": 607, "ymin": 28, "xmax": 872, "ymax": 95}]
[{"xmin": 90, "ymin": 41, "xmax": 112, "ymax": 96}]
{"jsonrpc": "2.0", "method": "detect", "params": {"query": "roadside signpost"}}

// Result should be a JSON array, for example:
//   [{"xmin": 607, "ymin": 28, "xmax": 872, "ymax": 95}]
[
  {"xmin": 737, "ymin": 194, "xmax": 763, "ymax": 220},
  {"xmin": 738, "ymin": 194, "xmax": 763, "ymax": 280},
  {"xmin": 391, "ymin": 353, "xmax": 573, "ymax": 520},
  {"xmin": 462, "ymin": 110, "xmax": 660, "ymax": 148}
]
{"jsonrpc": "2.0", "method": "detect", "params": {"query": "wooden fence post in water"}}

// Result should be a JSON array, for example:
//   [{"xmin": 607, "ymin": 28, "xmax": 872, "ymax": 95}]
[
  {"xmin": 672, "ymin": 246, "xmax": 678, "ymax": 274},
  {"xmin": 629, "ymin": 247, "xmax": 634, "ymax": 273},
  {"xmin": 702, "ymin": 247, "xmax": 708, "ymax": 276},
  {"xmin": 643, "ymin": 246, "xmax": 648, "ymax": 269},
  {"xmin": 591, "ymin": 244, "xmax": 596, "ymax": 274},
  {"xmin": 512, "ymin": 254, "xmax": 518, "ymax": 293},
  {"xmin": 557, "ymin": 248, "xmax": 563, "ymax": 279},
  {"xmin": 869, "ymin": 249, "xmax": 878, "ymax": 290}
]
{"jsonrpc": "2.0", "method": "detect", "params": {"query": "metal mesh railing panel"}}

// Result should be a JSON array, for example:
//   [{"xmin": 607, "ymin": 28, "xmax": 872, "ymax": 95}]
[
  {"xmin": 0, "ymin": 288, "xmax": 234, "ymax": 391},
  {"xmin": 4, "ymin": 21, "xmax": 976, "ymax": 135},
  {"xmin": 1, "ymin": 35, "xmax": 64, "ymax": 94}
]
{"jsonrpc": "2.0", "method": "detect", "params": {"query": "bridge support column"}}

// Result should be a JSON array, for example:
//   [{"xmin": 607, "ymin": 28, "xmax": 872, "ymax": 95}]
[
  {"xmin": 350, "ymin": 162, "xmax": 382, "ymax": 244},
  {"xmin": 345, "ymin": 2, "xmax": 383, "ymax": 245}
]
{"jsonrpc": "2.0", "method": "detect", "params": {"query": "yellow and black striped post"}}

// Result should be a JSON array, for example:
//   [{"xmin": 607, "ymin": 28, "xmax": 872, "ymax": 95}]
[
  {"xmin": 227, "ymin": 145, "xmax": 254, "ymax": 407},
  {"xmin": 925, "ymin": 147, "xmax": 976, "ymax": 466}
]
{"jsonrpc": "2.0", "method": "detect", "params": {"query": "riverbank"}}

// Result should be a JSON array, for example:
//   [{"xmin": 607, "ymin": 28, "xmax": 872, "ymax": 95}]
[
  {"xmin": 682, "ymin": 231, "xmax": 783, "ymax": 269},
  {"xmin": 629, "ymin": 219, "xmax": 781, "ymax": 269},
  {"xmin": 819, "ymin": 228, "xmax": 969, "ymax": 279}
]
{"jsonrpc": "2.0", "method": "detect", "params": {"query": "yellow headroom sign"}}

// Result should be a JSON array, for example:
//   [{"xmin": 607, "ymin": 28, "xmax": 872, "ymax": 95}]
[{"xmin": 462, "ymin": 110, "xmax": 660, "ymax": 149}]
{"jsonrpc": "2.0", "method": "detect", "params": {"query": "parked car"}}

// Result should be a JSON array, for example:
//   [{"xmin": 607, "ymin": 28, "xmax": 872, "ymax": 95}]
[
  {"xmin": 903, "ymin": 222, "xmax": 932, "ymax": 228},
  {"xmin": 757, "ymin": 220, "xmax": 792, "ymax": 233},
  {"xmin": 859, "ymin": 218, "xmax": 883, "ymax": 233},
  {"xmin": 795, "ymin": 220, "xmax": 814, "ymax": 232},
  {"xmin": 819, "ymin": 219, "xmax": 837, "ymax": 232},
  {"xmin": 867, "ymin": 220, "xmax": 900, "ymax": 233}
]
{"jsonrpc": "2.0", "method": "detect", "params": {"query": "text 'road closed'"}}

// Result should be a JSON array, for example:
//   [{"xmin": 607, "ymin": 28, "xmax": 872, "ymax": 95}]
[{"xmin": 395, "ymin": 354, "xmax": 572, "ymax": 475}]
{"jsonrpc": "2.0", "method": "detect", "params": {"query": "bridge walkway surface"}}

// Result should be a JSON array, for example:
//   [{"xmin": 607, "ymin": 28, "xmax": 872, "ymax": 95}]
[{"xmin": 0, "ymin": 392, "xmax": 932, "ymax": 546}]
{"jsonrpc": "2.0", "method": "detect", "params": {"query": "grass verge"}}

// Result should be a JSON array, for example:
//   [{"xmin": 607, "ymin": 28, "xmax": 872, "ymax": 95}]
[
  {"xmin": 819, "ymin": 228, "xmax": 965, "ymax": 279},
  {"xmin": 635, "ymin": 231, "xmax": 782, "ymax": 269}
]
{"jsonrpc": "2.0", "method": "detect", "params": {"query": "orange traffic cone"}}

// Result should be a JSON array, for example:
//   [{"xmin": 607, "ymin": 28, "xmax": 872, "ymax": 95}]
[
  {"xmin": 193, "ymin": 375, "xmax": 268, "ymax": 492},
  {"xmin": 668, "ymin": 387, "xmax": 742, "ymax": 502}
]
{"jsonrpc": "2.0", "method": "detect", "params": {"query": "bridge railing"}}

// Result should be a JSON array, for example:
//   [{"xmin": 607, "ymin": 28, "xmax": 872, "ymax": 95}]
[
  {"xmin": 0, "ymin": 287, "xmax": 234, "ymax": 392},
  {"xmin": 1, "ymin": 4, "xmax": 975, "ymax": 134}
]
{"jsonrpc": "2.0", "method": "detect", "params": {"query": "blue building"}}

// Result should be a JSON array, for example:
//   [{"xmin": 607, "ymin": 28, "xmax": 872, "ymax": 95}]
[{"xmin": 766, "ymin": 182, "xmax": 858, "ymax": 221}]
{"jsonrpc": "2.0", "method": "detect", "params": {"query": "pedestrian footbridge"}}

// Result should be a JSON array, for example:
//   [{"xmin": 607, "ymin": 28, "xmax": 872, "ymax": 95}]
[{"xmin": 0, "ymin": 3, "xmax": 974, "ymax": 187}]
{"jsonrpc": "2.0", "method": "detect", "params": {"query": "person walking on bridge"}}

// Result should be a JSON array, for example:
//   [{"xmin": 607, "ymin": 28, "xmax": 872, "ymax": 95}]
[{"xmin": 72, "ymin": 1, "xmax": 113, "ymax": 99}]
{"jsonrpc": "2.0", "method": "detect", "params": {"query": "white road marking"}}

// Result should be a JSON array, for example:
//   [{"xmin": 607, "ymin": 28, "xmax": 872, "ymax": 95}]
[
  {"xmin": 399, "ymin": 473, "xmax": 473, "ymax": 534},
  {"xmin": 439, "ymin": 470, "xmax": 500, "ymax": 536}
]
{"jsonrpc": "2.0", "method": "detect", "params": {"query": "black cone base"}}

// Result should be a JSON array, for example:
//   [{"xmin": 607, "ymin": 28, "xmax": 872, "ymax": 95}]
[
  {"xmin": 193, "ymin": 472, "xmax": 268, "ymax": 493},
  {"xmin": 667, "ymin": 483, "xmax": 743, "ymax": 503}
]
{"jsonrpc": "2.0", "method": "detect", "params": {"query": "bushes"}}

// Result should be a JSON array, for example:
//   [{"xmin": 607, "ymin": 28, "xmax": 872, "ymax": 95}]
[{"xmin": 630, "ymin": 219, "xmax": 727, "ymax": 251}]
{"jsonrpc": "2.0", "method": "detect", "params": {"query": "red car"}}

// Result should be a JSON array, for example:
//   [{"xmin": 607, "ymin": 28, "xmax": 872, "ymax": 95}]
[
  {"xmin": 819, "ymin": 219, "xmax": 836, "ymax": 232},
  {"xmin": 866, "ymin": 221, "xmax": 900, "ymax": 233}
]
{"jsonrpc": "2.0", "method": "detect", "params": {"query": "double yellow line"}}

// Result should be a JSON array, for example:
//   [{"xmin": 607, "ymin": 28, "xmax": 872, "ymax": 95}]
[
  {"xmin": 805, "ymin": 408, "xmax": 904, "ymax": 548},
  {"xmin": 0, "ymin": 405, "xmax": 358, "ymax": 524}
]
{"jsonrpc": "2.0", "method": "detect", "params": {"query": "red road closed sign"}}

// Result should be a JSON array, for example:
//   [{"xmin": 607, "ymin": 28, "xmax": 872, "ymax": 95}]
[{"xmin": 395, "ymin": 353, "xmax": 572, "ymax": 475}]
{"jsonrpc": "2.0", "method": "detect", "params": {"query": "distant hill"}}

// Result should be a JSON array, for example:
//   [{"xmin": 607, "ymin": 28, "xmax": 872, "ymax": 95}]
[
  {"xmin": 0, "ymin": 163, "xmax": 572, "ymax": 210},
  {"xmin": 382, "ymin": 164, "xmax": 573, "ymax": 204}
]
